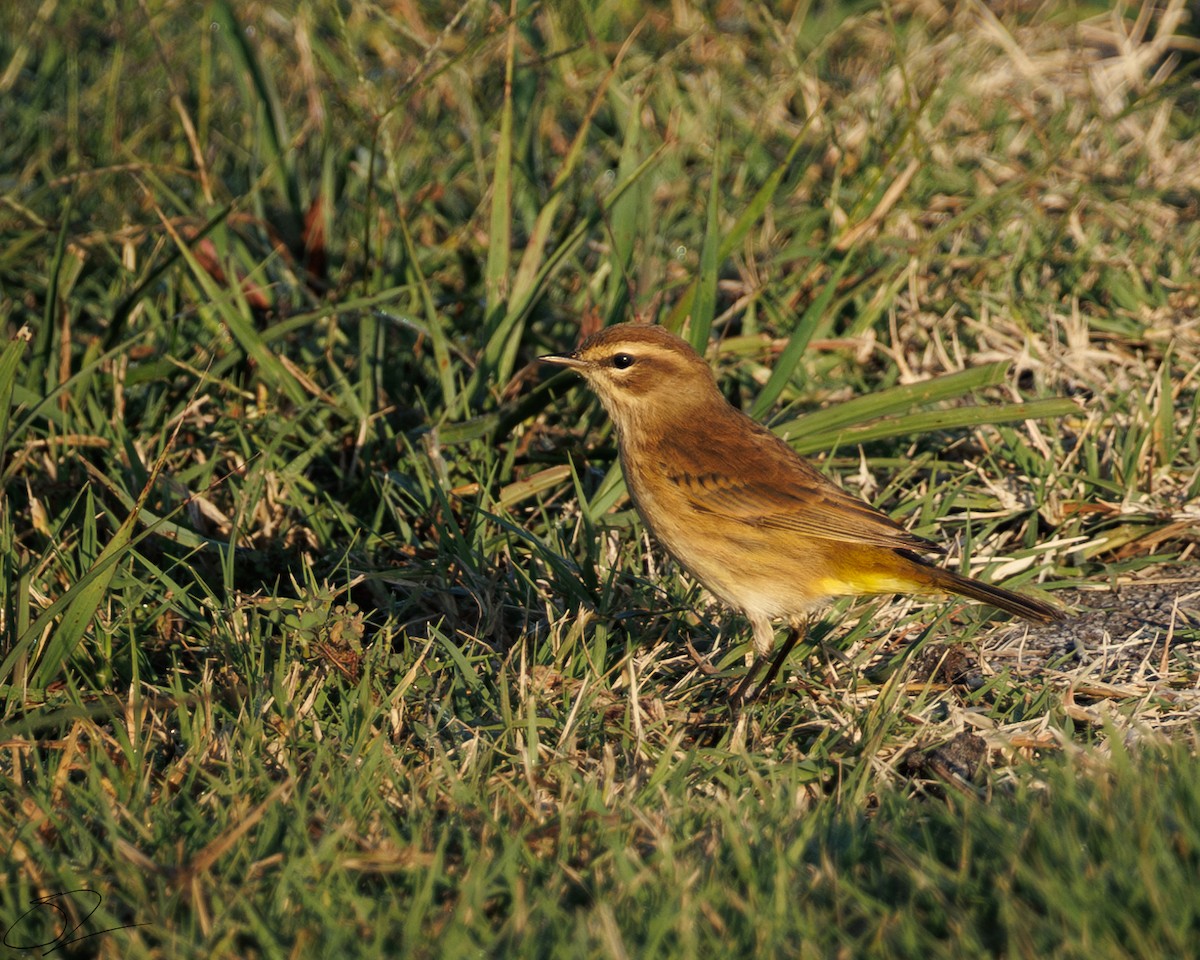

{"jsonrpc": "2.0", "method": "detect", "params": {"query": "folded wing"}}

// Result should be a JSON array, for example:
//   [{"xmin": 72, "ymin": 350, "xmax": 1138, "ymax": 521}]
[{"xmin": 655, "ymin": 410, "xmax": 940, "ymax": 554}]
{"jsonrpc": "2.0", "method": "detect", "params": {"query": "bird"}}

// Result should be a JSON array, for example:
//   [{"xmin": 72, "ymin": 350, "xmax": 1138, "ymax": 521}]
[{"xmin": 539, "ymin": 322, "xmax": 1063, "ymax": 702}]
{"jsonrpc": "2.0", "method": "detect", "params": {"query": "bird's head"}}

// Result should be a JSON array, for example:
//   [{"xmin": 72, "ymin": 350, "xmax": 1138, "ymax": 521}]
[{"xmin": 540, "ymin": 324, "xmax": 719, "ymax": 430}]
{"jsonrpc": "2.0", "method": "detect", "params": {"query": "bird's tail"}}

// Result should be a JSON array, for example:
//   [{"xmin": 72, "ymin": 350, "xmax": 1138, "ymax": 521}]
[{"xmin": 926, "ymin": 565, "xmax": 1063, "ymax": 624}]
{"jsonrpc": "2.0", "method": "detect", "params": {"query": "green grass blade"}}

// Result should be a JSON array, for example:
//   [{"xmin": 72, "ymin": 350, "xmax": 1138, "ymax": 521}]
[
  {"xmin": 666, "ymin": 120, "xmax": 816, "ymax": 338},
  {"xmin": 604, "ymin": 90, "xmax": 645, "ymax": 326},
  {"xmin": 483, "ymin": 3, "xmax": 517, "ymax": 321},
  {"xmin": 510, "ymin": 23, "xmax": 643, "ymax": 317},
  {"xmin": 212, "ymin": 0, "xmax": 300, "ymax": 220},
  {"xmin": 464, "ymin": 143, "xmax": 667, "ymax": 409},
  {"xmin": 398, "ymin": 214, "xmax": 457, "ymax": 412},
  {"xmin": 686, "ymin": 137, "xmax": 722, "ymax": 350},
  {"xmin": 783, "ymin": 361, "xmax": 1012, "ymax": 434},
  {"xmin": 750, "ymin": 255, "xmax": 854, "ymax": 418},
  {"xmin": 155, "ymin": 211, "xmax": 306, "ymax": 407},
  {"xmin": 785, "ymin": 397, "xmax": 1081, "ymax": 455},
  {"xmin": 0, "ymin": 328, "xmax": 30, "ymax": 460},
  {"xmin": 27, "ymin": 194, "xmax": 72, "ymax": 392},
  {"xmin": 8, "ymin": 452, "xmax": 165, "ymax": 697},
  {"xmin": 718, "ymin": 121, "xmax": 815, "ymax": 263}
]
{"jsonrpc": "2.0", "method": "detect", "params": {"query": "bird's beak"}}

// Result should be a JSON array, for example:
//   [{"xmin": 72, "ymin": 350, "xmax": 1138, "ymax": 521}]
[{"xmin": 539, "ymin": 352, "xmax": 587, "ymax": 370}]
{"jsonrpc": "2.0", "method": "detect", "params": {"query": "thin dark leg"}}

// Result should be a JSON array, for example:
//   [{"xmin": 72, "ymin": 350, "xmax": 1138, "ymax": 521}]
[
  {"xmin": 750, "ymin": 620, "xmax": 807, "ymax": 702},
  {"xmin": 729, "ymin": 656, "xmax": 766, "ymax": 708}
]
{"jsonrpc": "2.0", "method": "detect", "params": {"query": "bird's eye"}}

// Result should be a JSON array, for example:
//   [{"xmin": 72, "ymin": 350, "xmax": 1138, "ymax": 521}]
[{"xmin": 612, "ymin": 353, "xmax": 635, "ymax": 370}]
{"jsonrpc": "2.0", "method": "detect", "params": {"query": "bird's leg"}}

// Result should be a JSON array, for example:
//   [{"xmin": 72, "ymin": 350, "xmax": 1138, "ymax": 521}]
[
  {"xmin": 730, "ymin": 614, "xmax": 780, "ymax": 708},
  {"xmin": 750, "ymin": 617, "xmax": 808, "ymax": 701},
  {"xmin": 730, "ymin": 656, "xmax": 766, "ymax": 707}
]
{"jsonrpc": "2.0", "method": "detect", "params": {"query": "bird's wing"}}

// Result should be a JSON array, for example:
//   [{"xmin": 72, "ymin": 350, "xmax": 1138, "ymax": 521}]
[{"xmin": 655, "ymin": 415, "xmax": 940, "ymax": 553}]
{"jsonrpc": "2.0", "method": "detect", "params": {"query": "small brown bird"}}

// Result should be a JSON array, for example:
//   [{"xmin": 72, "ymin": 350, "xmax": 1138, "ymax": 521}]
[{"xmin": 540, "ymin": 323, "xmax": 1062, "ymax": 700}]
